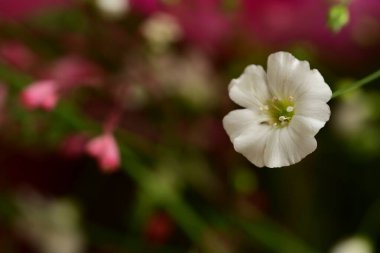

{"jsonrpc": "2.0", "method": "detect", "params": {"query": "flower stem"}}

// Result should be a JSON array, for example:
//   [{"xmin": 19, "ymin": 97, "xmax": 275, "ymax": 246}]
[{"xmin": 332, "ymin": 69, "xmax": 380, "ymax": 98}]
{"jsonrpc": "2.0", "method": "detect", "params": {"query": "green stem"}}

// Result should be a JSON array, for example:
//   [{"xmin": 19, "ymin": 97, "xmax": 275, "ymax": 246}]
[
  {"xmin": 332, "ymin": 69, "xmax": 380, "ymax": 98},
  {"xmin": 164, "ymin": 197, "xmax": 207, "ymax": 242}
]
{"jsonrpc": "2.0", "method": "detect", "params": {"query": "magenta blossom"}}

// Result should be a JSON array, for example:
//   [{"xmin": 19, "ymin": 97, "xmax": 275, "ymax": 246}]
[
  {"xmin": 44, "ymin": 56, "xmax": 104, "ymax": 88},
  {"xmin": 313, "ymin": 0, "xmax": 380, "ymax": 68},
  {"xmin": 86, "ymin": 133, "xmax": 120, "ymax": 172},
  {"xmin": 0, "ymin": 42, "xmax": 37, "ymax": 71},
  {"xmin": 131, "ymin": 0, "xmax": 231, "ymax": 55},
  {"xmin": 240, "ymin": 0, "xmax": 326, "ymax": 44},
  {"xmin": 0, "ymin": 0, "xmax": 71, "ymax": 20},
  {"xmin": 60, "ymin": 134, "xmax": 89, "ymax": 158},
  {"xmin": 0, "ymin": 83, "xmax": 7, "ymax": 125},
  {"xmin": 129, "ymin": 0, "xmax": 160, "ymax": 15},
  {"xmin": 20, "ymin": 80, "xmax": 59, "ymax": 111},
  {"xmin": 166, "ymin": 0, "xmax": 231, "ymax": 55},
  {"xmin": 239, "ymin": 0, "xmax": 380, "ymax": 69}
]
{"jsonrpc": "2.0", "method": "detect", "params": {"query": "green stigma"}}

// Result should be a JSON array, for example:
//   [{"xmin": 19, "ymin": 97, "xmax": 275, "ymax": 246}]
[{"xmin": 261, "ymin": 96, "xmax": 295, "ymax": 128}]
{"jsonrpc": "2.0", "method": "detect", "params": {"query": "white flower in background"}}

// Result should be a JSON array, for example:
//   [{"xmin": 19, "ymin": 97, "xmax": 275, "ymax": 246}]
[
  {"xmin": 333, "ymin": 91, "xmax": 370, "ymax": 135},
  {"xmin": 96, "ymin": 0, "xmax": 129, "ymax": 18},
  {"xmin": 141, "ymin": 13, "xmax": 182, "ymax": 52},
  {"xmin": 331, "ymin": 236, "xmax": 373, "ymax": 253},
  {"xmin": 223, "ymin": 52, "xmax": 332, "ymax": 168},
  {"xmin": 14, "ymin": 193, "xmax": 84, "ymax": 253},
  {"xmin": 151, "ymin": 51, "xmax": 218, "ymax": 109}
]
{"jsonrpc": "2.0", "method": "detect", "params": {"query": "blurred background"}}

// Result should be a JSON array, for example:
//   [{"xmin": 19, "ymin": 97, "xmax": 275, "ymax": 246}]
[{"xmin": 1, "ymin": 0, "xmax": 380, "ymax": 252}]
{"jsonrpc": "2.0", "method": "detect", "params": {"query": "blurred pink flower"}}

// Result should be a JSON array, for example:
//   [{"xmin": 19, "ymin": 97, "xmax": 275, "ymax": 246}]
[
  {"xmin": 45, "ymin": 56, "xmax": 104, "ymax": 88},
  {"xmin": 20, "ymin": 80, "xmax": 59, "ymax": 111},
  {"xmin": 240, "ymin": 0, "xmax": 326, "ymax": 44},
  {"xmin": 144, "ymin": 212, "xmax": 174, "ymax": 245},
  {"xmin": 0, "ymin": 0, "xmax": 71, "ymax": 20},
  {"xmin": 132, "ymin": 0, "xmax": 231, "ymax": 54},
  {"xmin": 313, "ymin": 0, "xmax": 380, "ymax": 67},
  {"xmin": 167, "ymin": 0, "xmax": 231, "ymax": 54},
  {"xmin": 0, "ymin": 83, "xmax": 8, "ymax": 124},
  {"xmin": 130, "ymin": 0, "xmax": 160, "ymax": 14},
  {"xmin": 86, "ymin": 133, "xmax": 120, "ymax": 172},
  {"xmin": 239, "ymin": 0, "xmax": 380, "ymax": 69},
  {"xmin": 0, "ymin": 42, "xmax": 37, "ymax": 71},
  {"xmin": 60, "ymin": 134, "xmax": 89, "ymax": 158}
]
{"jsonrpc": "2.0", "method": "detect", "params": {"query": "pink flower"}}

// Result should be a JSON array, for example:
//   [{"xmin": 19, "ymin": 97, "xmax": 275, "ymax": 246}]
[
  {"xmin": 0, "ymin": 42, "xmax": 36, "ymax": 71},
  {"xmin": 86, "ymin": 133, "xmax": 120, "ymax": 172},
  {"xmin": 131, "ymin": 0, "xmax": 231, "ymax": 54},
  {"xmin": 240, "ymin": 0, "xmax": 325, "ymax": 44},
  {"xmin": 0, "ymin": 83, "xmax": 8, "ymax": 125},
  {"xmin": 20, "ymin": 80, "xmax": 59, "ymax": 111},
  {"xmin": 60, "ymin": 134, "xmax": 89, "ymax": 158},
  {"xmin": 167, "ymin": 0, "xmax": 231, "ymax": 55},
  {"xmin": 46, "ymin": 56, "xmax": 104, "ymax": 88},
  {"xmin": 238, "ymin": 0, "xmax": 380, "ymax": 68},
  {"xmin": 0, "ymin": 0, "xmax": 71, "ymax": 20},
  {"xmin": 130, "ymin": 0, "xmax": 160, "ymax": 15}
]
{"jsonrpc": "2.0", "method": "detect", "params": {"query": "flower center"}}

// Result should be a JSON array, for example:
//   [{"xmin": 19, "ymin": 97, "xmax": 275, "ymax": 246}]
[{"xmin": 260, "ymin": 96, "xmax": 295, "ymax": 127}]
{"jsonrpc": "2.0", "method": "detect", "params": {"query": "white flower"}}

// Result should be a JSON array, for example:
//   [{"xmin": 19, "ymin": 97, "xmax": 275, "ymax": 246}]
[
  {"xmin": 14, "ymin": 193, "xmax": 84, "ymax": 253},
  {"xmin": 333, "ymin": 91, "xmax": 370, "ymax": 135},
  {"xmin": 223, "ymin": 51, "xmax": 332, "ymax": 168},
  {"xmin": 331, "ymin": 237, "xmax": 373, "ymax": 253},
  {"xmin": 141, "ymin": 13, "xmax": 182, "ymax": 52},
  {"xmin": 96, "ymin": 0, "xmax": 129, "ymax": 18}
]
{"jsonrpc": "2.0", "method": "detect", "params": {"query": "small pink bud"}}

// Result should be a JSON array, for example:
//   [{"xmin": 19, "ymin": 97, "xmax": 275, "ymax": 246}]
[
  {"xmin": 86, "ymin": 133, "xmax": 120, "ymax": 172},
  {"xmin": 20, "ymin": 80, "xmax": 58, "ymax": 111}
]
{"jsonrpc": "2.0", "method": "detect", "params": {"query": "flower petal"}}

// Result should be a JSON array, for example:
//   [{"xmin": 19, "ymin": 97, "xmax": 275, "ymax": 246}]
[
  {"xmin": 267, "ymin": 51, "xmax": 332, "ymax": 102},
  {"xmin": 295, "ymin": 100, "xmax": 331, "ymax": 123},
  {"xmin": 228, "ymin": 64, "xmax": 270, "ymax": 109},
  {"xmin": 264, "ymin": 128, "xmax": 317, "ymax": 168},
  {"xmin": 229, "ymin": 122, "xmax": 272, "ymax": 168},
  {"xmin": 296, "ymin": 69, "xmax": 332, "ymax": 103},
  {"xmin": 291, "ymin": 115, "xmax": 327, "ymax": 136},
  {"xmin": 223, "ymin": 108, "xmax": 269, "ymax": 140}
]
